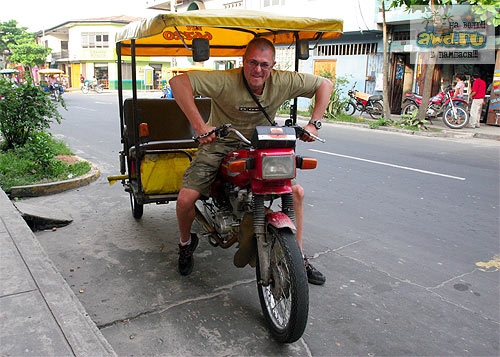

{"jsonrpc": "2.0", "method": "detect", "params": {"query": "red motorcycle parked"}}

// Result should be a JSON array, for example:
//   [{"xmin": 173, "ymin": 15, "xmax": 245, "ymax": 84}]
[
  {"xmin": 401, "ymin": 86, "xmax": 469, "ymax": 129},
  {"xmin": 343, "ymin": 83, "xmax": 383, "ymax": 119},
  {"xmin": 192, "ymin": 123, "xmax": 320, "ymax": 343}
]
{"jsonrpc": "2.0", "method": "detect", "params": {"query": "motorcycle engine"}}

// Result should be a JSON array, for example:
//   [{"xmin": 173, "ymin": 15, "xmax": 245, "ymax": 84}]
[
  {"xmin": 211, "ymin": 186, "xmax": 252, "ymax": 240},
  {"xmin": 426, "ymin": 104, "xmax": 439, "ymax": 117}
]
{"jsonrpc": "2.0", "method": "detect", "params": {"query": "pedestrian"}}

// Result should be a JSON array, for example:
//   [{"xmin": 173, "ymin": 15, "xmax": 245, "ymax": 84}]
[
  {"xmin": 80, "ymin": 74, "xmax": 85, "ymax": 87},
  {"xmin": 453, "ymin": 73, "xmax": 466, "ymax": 99},
  {"xmin": 468, "ymin": 72, "xmax": 486, "ymax": 128},
  {"xmin": 169, "ymin": 37, "xmax": 332, "ymax": 285}
]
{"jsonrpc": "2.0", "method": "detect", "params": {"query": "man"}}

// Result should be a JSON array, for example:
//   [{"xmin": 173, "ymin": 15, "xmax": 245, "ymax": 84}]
[
  {"xmin": 469, "ymin": 72, "xmax": 486, "ymax": 128},
  {"xmin": 169, "ymin": 37, "xmax": 332, "ymax": 285}
]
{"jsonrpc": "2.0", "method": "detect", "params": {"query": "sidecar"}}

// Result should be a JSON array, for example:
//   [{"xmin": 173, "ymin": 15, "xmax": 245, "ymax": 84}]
[{"xmin": 108, "ymin": 8, "xmax": 343, "ymax": 218}]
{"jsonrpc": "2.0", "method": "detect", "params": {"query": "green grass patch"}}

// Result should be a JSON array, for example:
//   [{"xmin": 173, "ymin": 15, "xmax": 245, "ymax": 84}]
[{"xmin": 0, "ymin": 132, "xmax": 90, "ymax": 192}]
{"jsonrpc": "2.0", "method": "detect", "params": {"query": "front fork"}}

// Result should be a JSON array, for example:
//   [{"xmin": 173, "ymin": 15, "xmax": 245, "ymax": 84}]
[{"xmin": 255, "ymin": 193, "xmax": 296, "ymax": 284}]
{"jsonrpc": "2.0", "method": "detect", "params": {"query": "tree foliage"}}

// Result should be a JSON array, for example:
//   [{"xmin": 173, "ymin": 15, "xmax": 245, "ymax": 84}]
[
  {"xmin": 0, "ymin": 20, "xmax": 50, "ymax": 69},
  {"xmin": 388, "ymin": 0, "xmax": 500, "ymax": 26},
  {"xmin": 0, "ymin": 77, "xmax": 64, "ymax": 149}
]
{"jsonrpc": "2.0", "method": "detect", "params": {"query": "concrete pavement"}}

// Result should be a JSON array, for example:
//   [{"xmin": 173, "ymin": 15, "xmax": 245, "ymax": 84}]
[{"xmin": 0, "ymin": 120, "xmax": 498, "ymax": 356}]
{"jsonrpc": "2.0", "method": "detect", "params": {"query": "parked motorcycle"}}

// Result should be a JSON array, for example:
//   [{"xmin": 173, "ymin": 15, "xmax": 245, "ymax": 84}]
[
  {"xmin": 48, "ymin": 82, "xmax": 64, "ymax": 102},
  {"xmin": 191, "ymin": 123, "xmax": 321, "ymax": 343},
  {"xmin": 343, "ymin": 83, "xmax": 383, "ymax": 119},
  {"xmin": 401, "ymin": 86, "xmax": 469, "ymax": 129},
  {"xmin": 81, "ymin": 81, "xmax": 103, "ymax": 94}
]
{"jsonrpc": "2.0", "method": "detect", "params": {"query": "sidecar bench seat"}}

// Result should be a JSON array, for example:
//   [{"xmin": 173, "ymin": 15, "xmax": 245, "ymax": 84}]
[
  {"xmin": 124, "ymin": 97, "xmax": 211, "ymax": 195},
  {"xmin": 124, "ymin": 97, "xmax": 211, "ymax": 153}
]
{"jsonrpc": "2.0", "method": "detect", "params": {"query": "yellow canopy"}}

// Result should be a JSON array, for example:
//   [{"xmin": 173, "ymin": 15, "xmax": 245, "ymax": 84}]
[{"xmin": 116, "ymin": 9, "xmax": 343, "ymax": 57}]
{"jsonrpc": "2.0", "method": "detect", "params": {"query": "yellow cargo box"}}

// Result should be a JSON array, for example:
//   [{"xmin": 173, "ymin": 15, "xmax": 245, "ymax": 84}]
[{"xmin": 140, "ymin": 149, "xmax": 197, "ymax": 194}]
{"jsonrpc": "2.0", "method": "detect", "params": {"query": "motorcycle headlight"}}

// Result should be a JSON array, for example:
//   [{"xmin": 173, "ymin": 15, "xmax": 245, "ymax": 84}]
[{"xmin": 262, "ymin": 155, "xmax": 295, "ymax": 179}]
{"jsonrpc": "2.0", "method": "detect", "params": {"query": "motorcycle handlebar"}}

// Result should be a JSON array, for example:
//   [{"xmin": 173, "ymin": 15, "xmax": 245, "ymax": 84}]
[{"xmin": 194, "ymin": 124, "xmax": 325, "ymax": 144}]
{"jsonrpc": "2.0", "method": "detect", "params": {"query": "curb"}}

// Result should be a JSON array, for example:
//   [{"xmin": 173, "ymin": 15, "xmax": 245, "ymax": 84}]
[{"xmin": 8, "ymin": 157, "xmax": 100, "ymax": 199}]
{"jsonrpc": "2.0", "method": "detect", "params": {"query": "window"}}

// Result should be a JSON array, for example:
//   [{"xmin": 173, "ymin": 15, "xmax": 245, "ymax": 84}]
[
  {"xmin": 262, "ymin": 0, "xmax": 285, "ymax": 7},
  {"xmin": 81, "ymin": 32, "xmax": 109, "ymax": 48},
  {"xmin": 316, "ymin": 43, "xmax": 378, "ymax": 56}
]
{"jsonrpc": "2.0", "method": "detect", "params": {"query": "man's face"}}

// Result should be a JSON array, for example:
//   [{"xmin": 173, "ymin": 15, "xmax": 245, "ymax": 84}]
[{"xmin": 243, "ymin": 46, "xmax": 275, "ymax": 94}]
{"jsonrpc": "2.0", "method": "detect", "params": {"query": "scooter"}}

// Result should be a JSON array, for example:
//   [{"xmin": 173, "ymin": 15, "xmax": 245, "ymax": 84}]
[
  {"xmin": 401, "ymin": 86, "xmax": 469, "ymax": 129},
  {"xmin": 49, "ymin": 82, "xmax": 64, "ymax": 102},
  {"xmin": 192, "ymin": 123, "xmax": 321, "ymax": 343}
]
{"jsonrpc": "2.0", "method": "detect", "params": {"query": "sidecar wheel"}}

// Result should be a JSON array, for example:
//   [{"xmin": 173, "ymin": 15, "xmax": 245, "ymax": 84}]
[
  {"xmin": 129, "ymin": 192, "xmax": 143, "ymax": 219},
  {"xmin": 256, "ymin": 226, "xmax": 308, "ymax": 343}
]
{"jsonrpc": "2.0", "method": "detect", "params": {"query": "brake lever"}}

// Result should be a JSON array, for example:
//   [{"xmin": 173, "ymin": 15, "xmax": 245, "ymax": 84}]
[{"xmin": 296, "ymin": 126, "xmax": 326, "ymax": 143}]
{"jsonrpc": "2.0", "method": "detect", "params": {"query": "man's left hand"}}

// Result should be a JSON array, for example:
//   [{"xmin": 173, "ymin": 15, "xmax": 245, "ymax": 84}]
[{"xmin": 300, "ymin": 123, "xmax": 318, "ymax": 142}]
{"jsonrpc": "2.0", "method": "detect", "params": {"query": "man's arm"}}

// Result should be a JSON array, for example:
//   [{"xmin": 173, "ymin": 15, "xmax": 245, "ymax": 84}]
[
  {"xmin": 303, "ymin": 78, "xmax": 333, "ymax": 141},
  {"xmin": 169, "ymin": 74, "xmax": 215, "ymax": 142}
]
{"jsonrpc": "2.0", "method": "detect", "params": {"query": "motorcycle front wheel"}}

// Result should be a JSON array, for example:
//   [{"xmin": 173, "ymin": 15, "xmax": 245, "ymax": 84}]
[
  {"xmin": 256, "ymin": 226, "xmax": 308, "ymax": 343},
  {"xmin": 343, "ymin": 101, "xmax": 356, "ymax": 116},
  {"xmin": 81, "ymin": 86, "xmax": 89, "ymax": 94},
  {"xmin": 368, "ymin": 101, "xmax": 383, "ymax": 119},
  {"xmin": 443, "ymin": 106, "xmax": 468, "ymax": 129}
]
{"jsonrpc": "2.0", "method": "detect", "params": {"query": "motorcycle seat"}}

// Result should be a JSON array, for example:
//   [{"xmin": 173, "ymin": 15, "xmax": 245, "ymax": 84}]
[{"xmin": 369, "ymin": 94, "xmax": 382, "ymax": 101}]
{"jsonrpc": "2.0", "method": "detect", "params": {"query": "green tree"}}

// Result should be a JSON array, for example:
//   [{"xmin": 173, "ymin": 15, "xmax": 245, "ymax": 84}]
[{"xmin": 0, "ymin": 20, "xmax": 50, "ymax": 70}]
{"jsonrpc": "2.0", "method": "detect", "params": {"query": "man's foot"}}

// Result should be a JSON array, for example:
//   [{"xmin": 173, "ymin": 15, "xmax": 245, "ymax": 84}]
[
  {"xmin": 178, "ymin": 233, "xmax": 199, "ymax": 276},
  {"xmin": 304, "ymin": 257, "xmax": 326, "ymax": 285}
]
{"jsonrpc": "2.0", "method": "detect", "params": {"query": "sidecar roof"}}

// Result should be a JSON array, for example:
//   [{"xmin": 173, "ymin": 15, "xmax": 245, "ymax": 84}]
[{"xmin": 115, "ymin": 9, "xmax": 343, "ymax": 57}]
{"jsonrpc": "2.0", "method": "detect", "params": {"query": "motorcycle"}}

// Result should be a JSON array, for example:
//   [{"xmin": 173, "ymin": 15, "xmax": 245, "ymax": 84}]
[
  {"xmin": 343, "ymin": 83, "xmax": 383, "ymax": 119},
  {"xmin": 48, "ymin": 82, "xmax": 64, "ymax": 102},
  {"xmin": 81, "ymin": 81, "xmax": 103, "ymax": 94},
  {"xmin": 191, "ymin": 123, "xmax": 321, "ymax": 343},
  {"xmin": 401, "ymin": 86, "xmax": 469, "ymax": 129}
]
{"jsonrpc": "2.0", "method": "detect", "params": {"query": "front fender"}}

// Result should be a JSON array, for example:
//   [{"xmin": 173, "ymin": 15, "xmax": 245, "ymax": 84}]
[{"xmin": 266, "ymin": 212, "xmax": 296, "ymax": 234}]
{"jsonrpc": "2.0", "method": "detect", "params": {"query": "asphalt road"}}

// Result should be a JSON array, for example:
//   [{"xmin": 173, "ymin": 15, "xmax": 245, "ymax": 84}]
[{"xmin": 31, "ymin": 91, "xmax": 499, "ymax": 356}]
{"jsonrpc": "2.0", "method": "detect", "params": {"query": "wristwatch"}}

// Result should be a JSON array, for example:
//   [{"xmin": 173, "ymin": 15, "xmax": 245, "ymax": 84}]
[{"xmin": 308, "ymin": 119, "xmax": 322, "ymax": 130}]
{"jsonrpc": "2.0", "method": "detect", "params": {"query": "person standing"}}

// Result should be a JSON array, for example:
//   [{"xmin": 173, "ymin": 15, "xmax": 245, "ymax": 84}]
[
  {"xmin": 469, "ymin": 72, "xmax": 486, "ymax": 128},
  {"xmin": 453, "ymin": 74, "xmax": 465, "ymax": 99}
]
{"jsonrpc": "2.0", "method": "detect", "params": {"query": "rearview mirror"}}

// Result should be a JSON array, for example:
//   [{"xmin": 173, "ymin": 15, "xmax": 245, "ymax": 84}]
[
  {"xmin": 297, "ymin": 40, "xmax": 309, "ymax": 60},
  {"xmin": 192, "ymin": 38, "xmax": 210, "ymax": 62}
]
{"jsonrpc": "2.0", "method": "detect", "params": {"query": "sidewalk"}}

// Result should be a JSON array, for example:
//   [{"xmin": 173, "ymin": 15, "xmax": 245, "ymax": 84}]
[
  {"xmin": 0, "ymin": 189, "xmax": 116, "ymax": 356},
  {"xmin": 0, "ymin": 119, "xmax": 497, "ymax": 356}
]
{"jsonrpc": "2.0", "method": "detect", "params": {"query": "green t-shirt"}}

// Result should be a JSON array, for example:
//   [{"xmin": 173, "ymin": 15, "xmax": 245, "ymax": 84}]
[{"xmin": 188, "ymin": 68, "xmax": 323, "ymax": 139}]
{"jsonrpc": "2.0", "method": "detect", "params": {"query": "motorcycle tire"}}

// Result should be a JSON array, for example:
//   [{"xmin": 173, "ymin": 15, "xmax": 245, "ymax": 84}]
[
  {"xmin": 95, "ymin": 85, "xmax": 103, "ymax": 94},
  {"xmin": 443, "ymin": 106, "xmax": 469, "ymax": 129},
  {"xmin": 54, "ymin": 90, "xmax": 60, "ymax": 102},
  {"xmin": 401, "ymin": 102, "xmax": 418, "ymax": 116},
  {"xmin": 369, "ymin": 101, "xmax": 383, "ymax": 119},
  {"xmin": 256, "ymin": 225, "xmax": 308, "ymax": 343},
  {"xmin": 343, "ymin": 101, "xmax": 356, "ymax": 116},
  {"xmin": 81, "ymin": 86, "xmax": 89, "ymax": 94},
  {"xmin": 129, "ymin": 191, "xmax": 144, "ymax": 219}
]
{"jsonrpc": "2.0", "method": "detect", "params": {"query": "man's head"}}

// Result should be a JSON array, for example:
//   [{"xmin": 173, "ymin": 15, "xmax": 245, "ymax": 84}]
[{"xmin": 243, "ymin": 38, "xmax": 276, "ymax": 94}]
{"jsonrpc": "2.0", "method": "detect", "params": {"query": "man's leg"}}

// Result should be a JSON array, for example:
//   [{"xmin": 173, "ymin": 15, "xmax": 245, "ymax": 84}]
[
  {"xmin": 292, "ymin": 184, "xmax": 326, "ymax": 285},
  {"xmin": 176, "ymin": 187, "xmax": 201, "ymax": 275}
]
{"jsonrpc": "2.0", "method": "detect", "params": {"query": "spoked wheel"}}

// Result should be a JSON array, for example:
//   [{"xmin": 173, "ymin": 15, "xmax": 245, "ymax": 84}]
[
  {"xmin": 443, "ymin": 106, "xmax": 469, "ymax": 129},
  {"xmin": 256, "ymin": 226, "xmax": 308, "ymax": 343},
  {"xmin": 81, "ymin": 86, "xmax": 89, "ymax": 94},
  {"xmin": 369, "ymin": 101, "xmax": 383, "ymax": 119},
  {"xmin": 401, "ymin": 102, "xmax": 418, "ymax": 116},
  {"xmin": 343, "ymin": 101, "xmax": 356, "ymax": 116},
  {"xmin": 129, "ymin": 191, "xmax": 144, "ymax": 219},
  {"xmin": 95, "ymin": 85, "xmax": 103, "ymax": 94}
]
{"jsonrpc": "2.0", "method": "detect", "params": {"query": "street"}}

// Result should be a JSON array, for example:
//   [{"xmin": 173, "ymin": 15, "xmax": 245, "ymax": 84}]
[{"xmin": 31, "ymin": 91, "xmax": 499, "ymax": 356}]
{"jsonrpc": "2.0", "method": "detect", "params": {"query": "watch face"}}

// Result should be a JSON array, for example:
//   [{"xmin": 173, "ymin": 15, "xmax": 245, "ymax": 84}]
[{"xmin": 314, "ymin": 120, "xmax": 321, "ymax": 129}]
